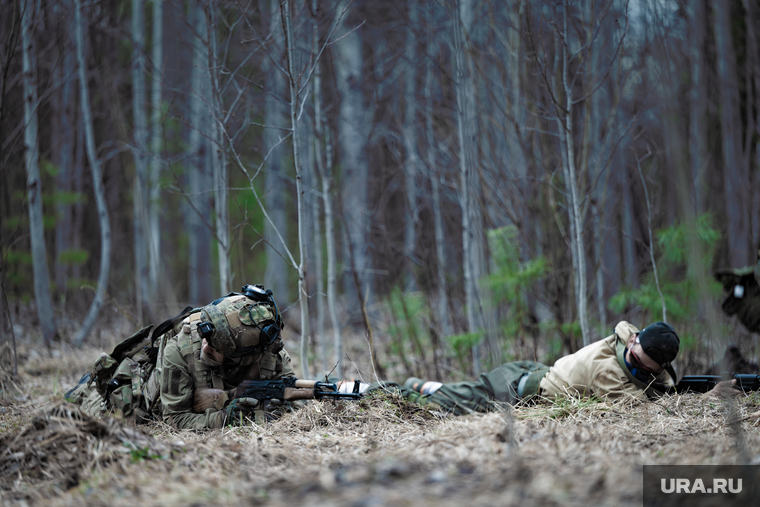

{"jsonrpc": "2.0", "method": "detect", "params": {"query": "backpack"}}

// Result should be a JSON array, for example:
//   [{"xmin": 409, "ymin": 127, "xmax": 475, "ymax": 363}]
[{"xmin": 65, "ymin": 306, "xmax": 194, "ymax": 422}]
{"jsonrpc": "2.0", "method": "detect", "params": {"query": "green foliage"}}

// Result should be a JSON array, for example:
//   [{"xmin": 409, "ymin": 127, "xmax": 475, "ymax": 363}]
[
  {"xmin": 55, "ymin": 191, "xmax": 87, "ymax": 206},
  {"xmin": 127, "ymin": 445, "xmax": 164, "ymax": 463},
  {"xmin": 4, "ymin": 249, "xmax": 32, "ymax": 296},
  {"xmin": 657, "ymin": 213, "xmax": 721, "ymax": 268},
  {"xmin": 5, "ymin": 249, "xmax": 32, "ymax": 265},
  {"xmin": 4, "ymin": 216, "xmax": 22, "ymax": 230},
  {"xmin": 386, "ymin": 287, "xmax": 432, "ymax": 373},
  {"xmin": 485, "ymin": 226, "xmax": 547, "ymax": 361},
  {"xmin": 609, "ymin": 213, "xmax": 722, "ymax": 350},
  {"xmin": 58, "ymin": 248, "xmax": 90, "ymax": 265},
  {"xmin": 41, "ymin": 159, "xmax": 59, "ymax": 177},
  {"xmin": 118, "ymin": 37, "xmax": 132, "ymax": 67},
  {"xmin": 446, "ymin": 331, "xmax": 483, "ymax": 373}
]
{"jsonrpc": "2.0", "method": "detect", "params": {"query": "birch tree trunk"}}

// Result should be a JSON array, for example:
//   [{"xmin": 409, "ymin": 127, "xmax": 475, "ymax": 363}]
[
  {"xmin": 310, "ymin": 139, "xmax": 326, "ymax": 373},
  {"xmin": 453, "ymin": 0, "xmax": 482, "ymax": 373},
  {"xmin": 713, "ymin": 0, "xmax": 750, "ymax": 267},
  {"xmin": 554, "ymin": 2, "xmax": 589, "ymax": 346},
  {"xmin": 22, "ymin": 0, "xmax": 57, "ymax": 345},
  {"xmin": 402, "ymin": 1, "xmax": 419, "ymax": 289},
  {"xmin": 148, "ymin": 0, "xmax": 163, "ymax": 299},
  {"xmin": 187, "ymin": 0, "xmax": 212, "ymax": 305},
  {"xmin": 310, "ymin": 0, "xmax": 326, "ymax": 373},
  {"xmin": 132, "ymin": 0, "xmax": 150, "ymax": 323},
  {"xmin": 280, "ymin": 0, "xmax": 310, "ymax": 379},
  {"xmin": 73, "ymin": 0, "xmax": 111, "ymax": 346},
  {"xmin": 206, "ymin": 4, "xmax": 230, "ymax": 295},
  {"xmin": 264, "ymin": 0, "xmax": 289, "ymax": 305},
  {"xmin": 312, "ymin": 33, "xmax": 342, "ymax": 374},
  {"xmin": 584, "ymin": 0, "xmax": 606, "ymax": 336}
]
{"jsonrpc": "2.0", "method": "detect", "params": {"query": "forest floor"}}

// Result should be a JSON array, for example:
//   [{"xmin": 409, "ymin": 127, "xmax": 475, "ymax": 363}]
[{"xmin": 2, "ymin": 335, "xmax": 760, "ymax": 507}]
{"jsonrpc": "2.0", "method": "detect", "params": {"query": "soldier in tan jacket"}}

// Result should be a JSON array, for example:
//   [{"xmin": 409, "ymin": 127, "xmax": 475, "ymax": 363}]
[{"xmin": 404, "ymin": 321, "xmax": 708, "ymax": 415}]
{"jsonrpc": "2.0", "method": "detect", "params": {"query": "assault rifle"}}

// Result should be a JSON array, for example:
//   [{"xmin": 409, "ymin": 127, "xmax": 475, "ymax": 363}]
[
  {"xmin": 670, "ymin": 373, "xmax": 760, "ymax": 394},
  {"xmin": 193, "ymin": 378, "xmax": 362, "ymax": 413}
]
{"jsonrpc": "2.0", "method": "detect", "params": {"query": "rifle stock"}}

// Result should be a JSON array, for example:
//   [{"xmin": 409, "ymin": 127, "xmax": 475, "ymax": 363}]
[{"xmin": 192, "ymin": 378, "xmax": 362, "ymax": 413}]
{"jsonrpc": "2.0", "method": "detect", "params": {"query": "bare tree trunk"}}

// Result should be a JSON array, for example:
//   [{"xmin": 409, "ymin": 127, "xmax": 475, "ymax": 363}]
[
  {"xmin": 0, "ymin": 274, "xmax": 18, "ymax": 376},
  {"xmin": 312, "ymin": 19, "xmax": 341, "ymax": 373},
  {"xmin": 425, "ymin": 17, "xmax": 451, "ymax": 339},
  {"xmin": 453, "ymin": 0, "xmax": 482, "ymax": 373},
  {"xmin": 688, "ymin": 0, "xmax": 707, "ymax": 214},
  {"xmin": 310, "ymin": 141, "xmax": 326, "ymax": 373},
  {"xmin": 54, "ymin": 18, "xmax": 76, "ymax": 306},
  {"xmin": 310, "ymin": 0, "xmax": 327, "ymax": 374},
  {"xmin": 262, "ymin": 0, "xmax": 288, "ymax": 306},
  {"xmin": 22, "ymin": 0, "xmax": 57, "ymax": 345},
  {"xmin": 148, "ymin": 0, "xmax": 163, "ymax": 299},
  {"xmin": 335, "ymin": 2, "xmax": 372, "ymax": 319},
  {"xmin": 621, "ymin": 162, "xmax": 638, "ymax": 289},
  {"xmin": 187, "ymin": 0, "xmax": 212, "ymax": 305},
  {"xmin": 132, "ymin": 0, "xmax": 149, "ymax": 324},
  {"xmin": 402, "ymin": 1, "xmax": 419, "ymax": 289},
  {"xmin": 206, "ymin": 4, "xmax": 230, "ymax": 295},
  {"xmin": 746, "ymin": 0, "xmax": 760, "ymax": 250},
  {"xmin": 280, "ymin": 0, "xmax": 310, "ymax": 379},
  {"xmin": 584, "ymin": 0, "xmax": 606, "ymax": 337},
  {"xmin": 713, "ymin": 0, "xmax": 750, "ymax": 267},
  {"xmin": 71, "ymin": 105, "xmax": 85, "ymax": 285},
  {"xmin": 562, "ymin": 2, "xmax": 589, "ymax": 346},
  {"xmin": 73, "ymin": 0, "xmax": 111, "ymax": 346}
]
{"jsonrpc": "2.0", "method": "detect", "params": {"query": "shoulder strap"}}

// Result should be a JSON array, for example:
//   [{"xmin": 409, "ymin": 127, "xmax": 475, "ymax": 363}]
[
  {"xmin": 111, "ymin": 325, "xmax": 153, "ymax": 363},
  {"xmin": 150, "ymin": 306, "xmax": 195, "ymax": 347}
]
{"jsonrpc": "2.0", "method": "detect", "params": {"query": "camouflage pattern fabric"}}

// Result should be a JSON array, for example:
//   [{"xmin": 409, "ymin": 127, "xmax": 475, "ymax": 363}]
[
  {"xmin": 65, "ymin": 325, "xmax": 160, "ymax": 421},
  {"xmin": 159, "ymin": 307, "xmax": 296, "ymax": 430},
  {"xmin": 715, "ymin": 252, "xmax": 760, "ymax": 334}
]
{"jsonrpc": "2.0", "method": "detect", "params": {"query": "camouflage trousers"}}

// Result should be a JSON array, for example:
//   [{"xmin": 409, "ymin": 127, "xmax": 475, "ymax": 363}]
[{"xmin": 396, "ymin": 361, "xmax": 550, "ymax": 415}]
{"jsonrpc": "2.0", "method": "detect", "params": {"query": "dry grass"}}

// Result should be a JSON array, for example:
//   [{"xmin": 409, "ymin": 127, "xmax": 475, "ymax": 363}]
[{"xmin": 1, "ymin": 341, "xmax": 760, "ymax": 507}]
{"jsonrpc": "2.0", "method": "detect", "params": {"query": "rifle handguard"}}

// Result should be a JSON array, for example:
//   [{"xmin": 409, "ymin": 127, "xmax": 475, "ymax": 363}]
[{"xmin": 192, "ymin": 378, "xmax": 362, "ymax": 414}]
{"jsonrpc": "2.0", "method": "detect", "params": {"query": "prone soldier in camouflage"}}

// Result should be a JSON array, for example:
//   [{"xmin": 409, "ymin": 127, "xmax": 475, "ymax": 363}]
[
  {"xmin": 159, "ymin": 286, "xmax": 296, "ymax": 429},
  {"xmin": 714, "ymin": 249, "xmax": 760, "ymax": 334}
]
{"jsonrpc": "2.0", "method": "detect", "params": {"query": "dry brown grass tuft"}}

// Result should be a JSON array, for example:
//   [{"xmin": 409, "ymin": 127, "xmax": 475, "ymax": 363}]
[{"xmin": 1, "ymin": 341, "xmax": 760, "ymax": 506}]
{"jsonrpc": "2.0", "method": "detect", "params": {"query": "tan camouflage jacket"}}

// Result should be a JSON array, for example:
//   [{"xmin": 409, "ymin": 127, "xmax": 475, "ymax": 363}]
[
  {"xmin": 158, "ymin": 311, "xmax": 296, "ymax": 429},
  {"xmin": 538, "ymin": 321, "xmax": 675, "ymax": 400}
]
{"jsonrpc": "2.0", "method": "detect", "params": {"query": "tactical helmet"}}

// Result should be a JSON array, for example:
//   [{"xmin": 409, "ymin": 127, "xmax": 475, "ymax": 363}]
[{"xmin": 198, "ymin": 294, "xmax": 281, "ymax": 358}]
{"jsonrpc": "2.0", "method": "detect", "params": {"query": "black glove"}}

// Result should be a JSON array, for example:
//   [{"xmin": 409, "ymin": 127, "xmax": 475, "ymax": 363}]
[{"xmin": 223, "ymin": 397, "xmax": 259, "ymax": 426}]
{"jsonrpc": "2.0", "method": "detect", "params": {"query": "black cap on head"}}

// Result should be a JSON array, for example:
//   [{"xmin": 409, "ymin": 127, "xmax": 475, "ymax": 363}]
[{"xmin": 639, "ymin": 321, "xmax": 680, "ymax": 367}]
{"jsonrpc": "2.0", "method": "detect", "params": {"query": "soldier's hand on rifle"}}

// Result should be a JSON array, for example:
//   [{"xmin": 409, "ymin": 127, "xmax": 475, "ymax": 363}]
[
  {"xmin": 223, "ymin": 397, "xmax": 260, "ymax": 425},
  {"xmin": 706, "ymin": 379, "xmax": 739, "ymax": 399}
]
